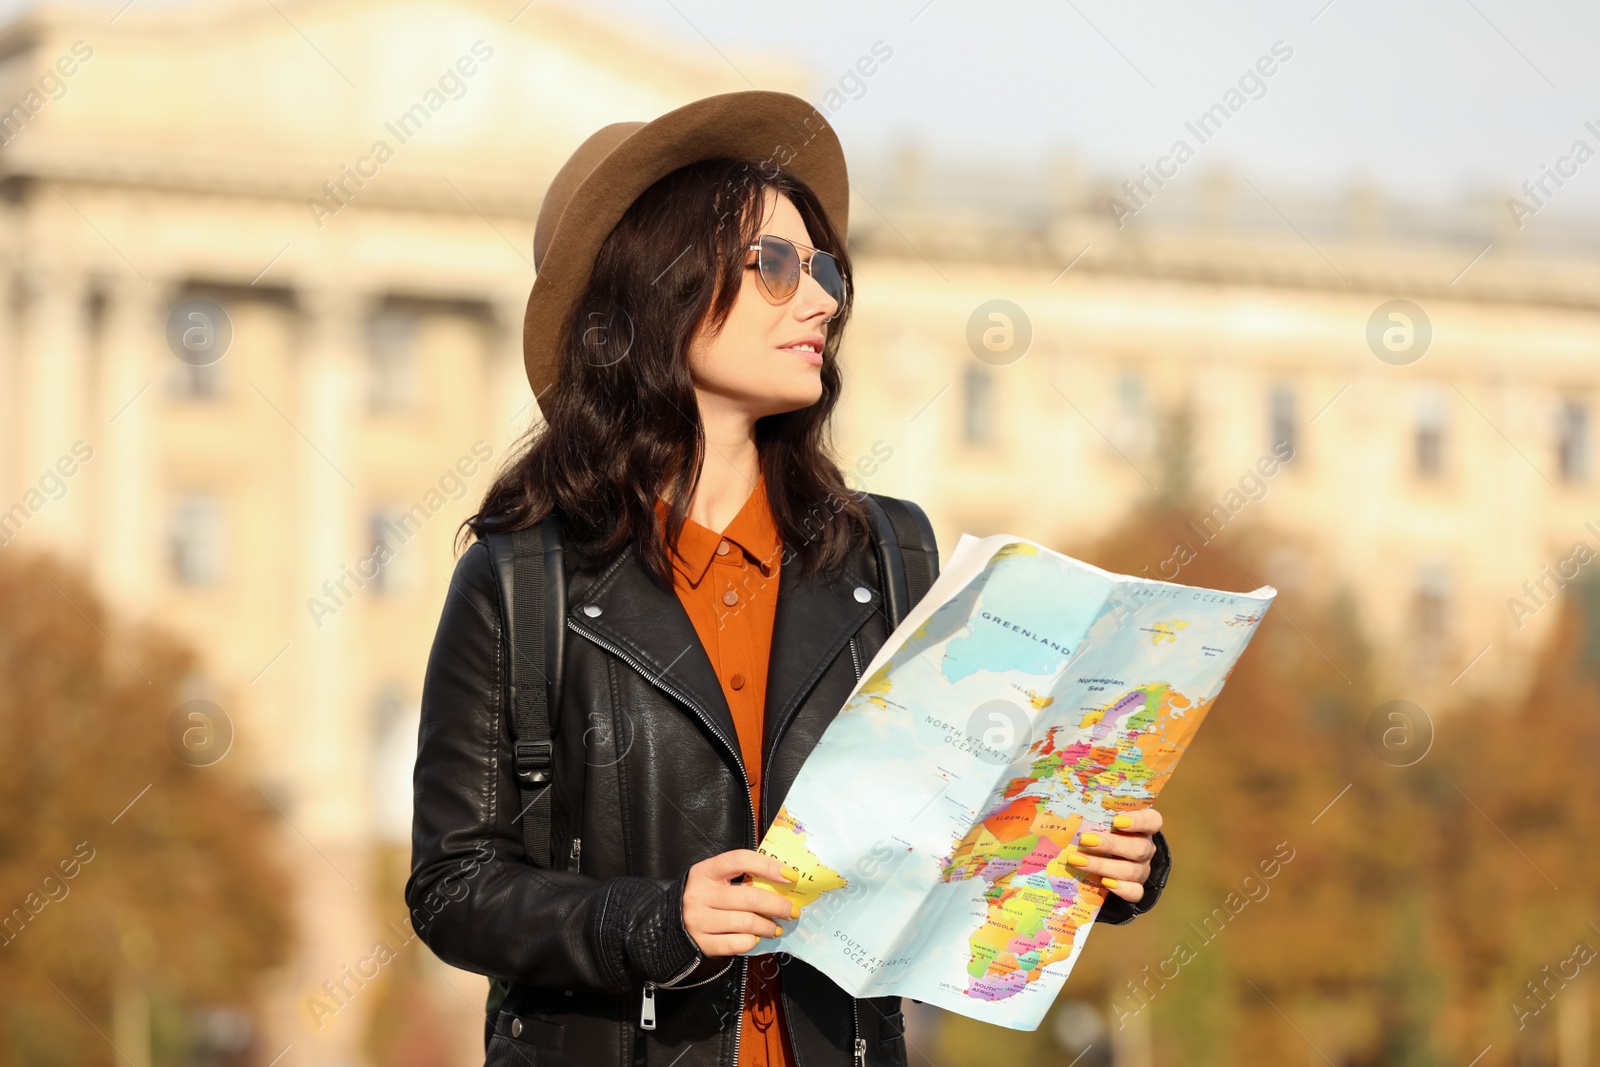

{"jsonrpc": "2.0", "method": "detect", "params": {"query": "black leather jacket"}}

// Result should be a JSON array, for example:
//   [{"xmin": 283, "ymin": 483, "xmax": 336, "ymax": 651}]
[{"xmin": 406, "ymin": 502, "xmax": 1171, "ymax": 1067}]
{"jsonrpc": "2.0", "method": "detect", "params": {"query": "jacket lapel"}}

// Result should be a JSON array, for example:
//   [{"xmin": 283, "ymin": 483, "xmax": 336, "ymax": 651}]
[
  {"xmin": 566, "ymin": 545, "xmax": 741, "ymax": 761},
  {"xmin": 566, "ymin": 541, "xmax": 883, "ymax": 777},
  {"xmin": 762, "ymin": 548, "xmax": 881, "ymax": 761}
]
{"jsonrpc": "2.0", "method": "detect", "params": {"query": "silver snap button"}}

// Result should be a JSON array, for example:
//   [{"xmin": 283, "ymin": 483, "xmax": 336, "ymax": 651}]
[
  {"xmin": 583, "ymin": 604, "xmax": 602, "ymax": 617},
  {"xmin": 853, "ymin": 586, "xmax": 871, "ymax": 603},
  {"xmin": 510, "ymin": 1018, "xmax": 523, "ymax": 1037}
]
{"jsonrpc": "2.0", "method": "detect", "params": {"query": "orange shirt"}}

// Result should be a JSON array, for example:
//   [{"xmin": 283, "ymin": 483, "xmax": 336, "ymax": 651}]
[{"xmin": 654, "ymin": 473, "xmax": 794, "ymax": 1067}]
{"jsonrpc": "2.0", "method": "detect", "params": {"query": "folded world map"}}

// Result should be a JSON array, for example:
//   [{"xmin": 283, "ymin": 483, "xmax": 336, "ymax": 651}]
[{"xmin": 743, "ymin": 533, "xmax": 1276, "ymax": 1030}]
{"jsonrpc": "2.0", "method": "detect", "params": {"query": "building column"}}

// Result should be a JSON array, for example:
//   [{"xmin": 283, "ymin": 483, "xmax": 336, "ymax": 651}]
[
  {"xmin": 0, "ymin": 266, "xmax": 17, "ymax": 515},
  {"xmin": 292, "ymin": 278, "xmax": 372, "ymax": 840},
  {"xmin": 93, "ymin": 273, "xmax": 168, "ymax": 618},
  {"xmin": 11, "ymin": 263, "xmax": 93, "ymax": 552},
  {"xmin": 280, "ymin": 278, "xmax": 380, "ymax": 1067}
]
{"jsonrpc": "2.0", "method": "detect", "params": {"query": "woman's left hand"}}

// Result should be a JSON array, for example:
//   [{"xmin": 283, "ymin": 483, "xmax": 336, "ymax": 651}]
[{"xmin": 1067, "ymin": 809, "xmax": 1163, "ymax": 904}]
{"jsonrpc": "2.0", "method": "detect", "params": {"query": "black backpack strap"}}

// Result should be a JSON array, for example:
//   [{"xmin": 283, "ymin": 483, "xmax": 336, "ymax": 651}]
[
  {"xmin": 865, "ymin": 493, "xmax": 939, "ymax": 627},
  {"xmin": 484, "ymin": 515, "xmax": 571, "ymax": 869},
  {"xmin": 482, "ymin": 514, "xmax": 572, "ymax": 1033}
]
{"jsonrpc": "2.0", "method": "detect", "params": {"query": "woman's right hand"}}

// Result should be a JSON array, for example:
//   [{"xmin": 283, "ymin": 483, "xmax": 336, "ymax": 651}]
[{"xmin": 682, "ymin": 849, "xmax": 802, "ymax": 957}]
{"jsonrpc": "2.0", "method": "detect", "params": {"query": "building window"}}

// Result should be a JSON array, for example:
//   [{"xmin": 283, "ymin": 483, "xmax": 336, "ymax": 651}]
[
  {"xmin": 962, "ymin": 363, "xmax": 995, "ymax": 446},
  {"xmin": 1414, "ymin": 387, "xmax": 1447, "ymax": 478},
  {"xmin": 1268, "ymin": 382, "xmax": 1296, "ymax": 458},
  {"xmin": 1558, "ymin": 398, "xmax": 1590, "ymax": 484},
  {"xmin": 1411, "ymin": 561, "xmax": 1451, "ymax": 675},
  {"xmin": 366, "ymin": 505, "xmax": 421, "ymax": 595},
  {"xmin": 370, "ymin": 683, "xmax": 420, "ymax": 843},
  {"xmin": 367, "ymin": 304, "xmax": 418, "ymax": 413},
  {"xmin": 168, "ymin": 493, "xmax": 224, "ymax": 586},
  {"xmin": 1109, "ymin": 368, "xmax": 1150, "ymax": 455}
]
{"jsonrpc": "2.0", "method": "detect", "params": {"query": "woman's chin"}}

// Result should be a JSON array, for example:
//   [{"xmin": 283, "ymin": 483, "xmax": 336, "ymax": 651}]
[{"xmin": 755, "ymin": 380, "xmax": 825, "ymax": 417}]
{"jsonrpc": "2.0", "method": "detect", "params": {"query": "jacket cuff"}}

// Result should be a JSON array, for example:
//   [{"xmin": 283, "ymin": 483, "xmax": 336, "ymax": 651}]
[
  {"xmin": 1094, "ymin": 829, "xmax": 1172, "ymax": 926},
  {"xmin": 608, "ymin": 870, "xmax": 705, "ymax": 986}
]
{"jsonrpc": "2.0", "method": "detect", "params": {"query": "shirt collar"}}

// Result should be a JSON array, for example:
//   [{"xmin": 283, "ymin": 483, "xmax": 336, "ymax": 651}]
[{"xmin": 653, "ymin": 472, "xmax": 782, "ymax": 587}]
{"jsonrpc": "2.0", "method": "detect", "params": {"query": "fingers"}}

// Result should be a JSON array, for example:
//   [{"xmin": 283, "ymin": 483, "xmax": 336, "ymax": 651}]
[
  {"xmin": 704, "ymin": 881, "xmax": 800, "ymax": 921},
  {"xmin": 689, "ymin": 900, "xmax": 792, "ymax": 936},
  {"xmin": 684, "ymin": 851, "xmax": 806, "ymax": 954},
  {"xmin": 1101, "ymin": 875, "xmax": 1146, "ymax": 905},
  {"xmin": 699, "ymin": 848, "xmax": 795, "ymax": 885},
  {"xmin": 1061, "ymin": 846, "xmax": 1150, "ymax": 888},
  {"xmin": 1108, "ymin": 808, "xmax": 1163, "ymax": 835},
  {"xmin": 1064, "ymin": 812, "xmax": 1160, "ymax": 899},
  {"xmin": 684, "ymin": 894, "xmax": 791, "ymax": 950},
  {"xmin": 1075, "ymin": 828, "xmax": 1157, "ymax": 864},
  {"xmin": 695, "ymin": 933, "xmax": 767, "ymax": 956}
]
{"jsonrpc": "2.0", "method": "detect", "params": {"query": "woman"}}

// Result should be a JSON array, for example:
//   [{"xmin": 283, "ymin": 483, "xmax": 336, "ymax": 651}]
[{"xmin": 406, "ymin": 90, "xmax": 1170, "ymax": 1067}]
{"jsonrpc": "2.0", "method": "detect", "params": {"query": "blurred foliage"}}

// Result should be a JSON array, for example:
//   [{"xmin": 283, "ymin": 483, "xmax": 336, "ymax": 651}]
[
  {"xmin": 0, "ymin": 551, "xmax": 294, "ymax": 1066},
  {"xmin": 361, "ymin": 843, "xmax": 456, "ymax": 1067},
  {"xmin": 929, "ymin": 487, "xmax": 1600, "ymax": 1066}
]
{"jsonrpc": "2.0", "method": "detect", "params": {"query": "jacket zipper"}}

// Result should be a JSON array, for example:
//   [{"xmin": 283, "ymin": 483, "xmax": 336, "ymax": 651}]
[
  {"xmin": 758, "ymin": 631, "xmax": 866, "ymax": 1065},
  {"xmin": 568, "ymin": 616, "xmax": 759, "ymax": 1049},
  {"xmin": 732, "ymin": 955, "xmax": 749, "ymax": 1066},
  {"xmin": 568, "ymin": 837, "xmax": 581, "ymax": 873}
]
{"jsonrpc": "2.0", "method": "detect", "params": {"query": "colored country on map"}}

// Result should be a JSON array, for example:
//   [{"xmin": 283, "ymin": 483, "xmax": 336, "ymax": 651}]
[
  {"xmin": 938, "ymin": 795, "xmax": 1103, "ymax": 1001},
  {"xmin": 753, "ymin": 806, "xmax": 849, "ymax": 908},
  {"xmin": 1149, "ymin": 619, "xmax": 1189, "ymax": 644}
]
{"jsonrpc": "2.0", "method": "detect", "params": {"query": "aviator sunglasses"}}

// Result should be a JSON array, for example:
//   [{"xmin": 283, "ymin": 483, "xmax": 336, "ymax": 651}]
[{"xmin": 746, "ymin": 234, "xmax": 847, "ymax": 319}]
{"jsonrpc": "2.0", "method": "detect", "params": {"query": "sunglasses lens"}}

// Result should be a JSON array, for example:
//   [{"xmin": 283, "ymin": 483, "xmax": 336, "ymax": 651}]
[
  {"xmin": 810, "ymin": 251, "xmax": 846, "ymax": 307},
  {"xmin": 758, "ymin": 235, "xmax": 801, "ymax": 299}
]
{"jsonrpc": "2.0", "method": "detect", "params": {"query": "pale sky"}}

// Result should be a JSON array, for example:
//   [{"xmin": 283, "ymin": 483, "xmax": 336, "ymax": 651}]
[
  {"xmin": 582, "ymin": 0, "xmax": 1600, "ymax": 222},
  {"xmin": 3, "ymin": 0, "xmax": 1597, "ymax": 225}
]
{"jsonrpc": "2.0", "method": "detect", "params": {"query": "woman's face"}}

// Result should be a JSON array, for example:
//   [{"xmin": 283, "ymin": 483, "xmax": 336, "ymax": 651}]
[{"xmin": 686, "ymin": 187, "xmax": 840, "ymax": 421}]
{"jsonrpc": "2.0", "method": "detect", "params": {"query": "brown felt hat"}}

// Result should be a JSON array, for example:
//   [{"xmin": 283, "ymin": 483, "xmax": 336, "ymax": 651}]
[{"xmin": 523, "ymin": 90, "xmax": 850, "ymax": 413}]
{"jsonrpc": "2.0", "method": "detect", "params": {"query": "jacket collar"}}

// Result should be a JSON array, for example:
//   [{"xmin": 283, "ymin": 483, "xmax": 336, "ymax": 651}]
[{"xmin": 567, "ymin": 529, "xmax": 882, "ymax": 775}]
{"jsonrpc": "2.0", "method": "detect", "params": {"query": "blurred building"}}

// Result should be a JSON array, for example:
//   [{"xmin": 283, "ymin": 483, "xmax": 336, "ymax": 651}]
[{"xmin": 0, "ymin": 0, "xmax": 1595, "ymax": 1064}]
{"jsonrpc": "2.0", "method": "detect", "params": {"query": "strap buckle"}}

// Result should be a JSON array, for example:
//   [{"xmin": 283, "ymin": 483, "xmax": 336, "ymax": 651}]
[{"xmin": 514, "ymin": 739, "xmax": 553, "ymax": 786}]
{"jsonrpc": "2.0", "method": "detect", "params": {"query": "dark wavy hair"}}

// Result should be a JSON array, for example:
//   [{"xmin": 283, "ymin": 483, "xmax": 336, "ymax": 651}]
[{"xmin": 461, "ymin": 157, "xmax": 874, "ymax": 587}]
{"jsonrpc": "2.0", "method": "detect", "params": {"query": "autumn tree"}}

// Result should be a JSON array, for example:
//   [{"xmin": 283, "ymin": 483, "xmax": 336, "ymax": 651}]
[
  {"xmin": 0, "ymin": 550, "xmax": 294, "ymax": 1066},
  {"xmin": 1419, "ymin": 573, "xmax": 1600, "ymax": 1066}
]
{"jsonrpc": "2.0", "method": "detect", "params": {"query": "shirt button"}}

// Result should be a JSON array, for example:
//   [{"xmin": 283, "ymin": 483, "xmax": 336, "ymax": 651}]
[
  {"xmin": 716, "ymin": 540, "xmax": 731, "ymax": 556},
  {"xmin": 731, "ymin": 673, "xmax": 746, "ymax": 690},
  {"xmin": 723, "ymin": 588, "xmax": 739, "ymax": 606}
]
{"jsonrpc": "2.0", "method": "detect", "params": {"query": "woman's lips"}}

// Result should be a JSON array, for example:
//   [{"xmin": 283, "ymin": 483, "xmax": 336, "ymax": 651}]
[{"xmin": 780, "ymin": 342, "xmax": 824, "ymax": 366}]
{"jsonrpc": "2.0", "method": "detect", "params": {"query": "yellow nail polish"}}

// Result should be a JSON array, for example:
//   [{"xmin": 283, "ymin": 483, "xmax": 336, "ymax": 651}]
[
  {"xmin": 774, "ymin": 926, "xmax": 783, "ymax": 936},
  {"xmin": 1066, "ymin": 851, "xmax": 1089, "ymax": 868},
  {"xmin": 791, "ymin": 902, "xmax": 801, "ymax": 919},
  {"xmin": 1102, "ymin": 877, "xmax": 1120, "ymax": 888},
  {"xmin": 1080, "ymin": 833, "xmax": 1101, "ymax": 847},
  {"xmin": 1113, "ymin": 814, "xmax": 1134, "ymax": 829}
]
